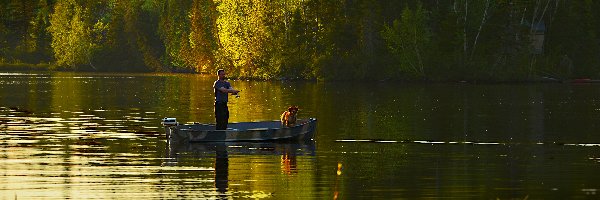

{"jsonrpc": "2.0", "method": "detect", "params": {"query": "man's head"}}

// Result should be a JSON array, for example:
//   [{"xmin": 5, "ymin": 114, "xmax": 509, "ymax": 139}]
[{"xmin": 217, "ymin": 69, "xmax": 226, "ymax": 80}]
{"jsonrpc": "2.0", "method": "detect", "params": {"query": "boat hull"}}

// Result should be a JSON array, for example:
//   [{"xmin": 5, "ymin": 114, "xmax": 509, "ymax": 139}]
[{"xmin": 166, "ymin": 118, "xmax": 316, "ymax": 142}]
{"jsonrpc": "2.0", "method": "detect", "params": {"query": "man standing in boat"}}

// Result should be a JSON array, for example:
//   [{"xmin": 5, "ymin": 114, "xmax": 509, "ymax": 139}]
[{"xmin": 214, "ymin": 69, "xmax": 240, "ymax": 130}]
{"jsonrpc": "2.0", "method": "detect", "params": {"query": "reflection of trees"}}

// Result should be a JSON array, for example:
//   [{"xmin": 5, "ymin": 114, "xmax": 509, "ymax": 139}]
[
  {"xmin": 51, "ymin": 73, "xmax": 83, "ymax": 113},
  {"xmin": 186, "ymin": 74, "xmax": 215, "ymax": 122},
  {"xmin": 326, "ymin": 83, "xmax": 600, "ymax": 198},
  {"xmin": 7, "ymin": 72, "xmax": 600, "ymax": 198},
  {"xmin": 316, "ymin": 82, "xmax": 427, "ymax": 140},
  {"xmin": 161, "ymin": 75, "xmax": 324, "ymax": 124},
  {"xmin": 314, "ymin": 83, "xmax": 554, "ymax": 142},
  {"xmin": 227, "ymin": 80, "xmax": 321, "ymax": 123}
]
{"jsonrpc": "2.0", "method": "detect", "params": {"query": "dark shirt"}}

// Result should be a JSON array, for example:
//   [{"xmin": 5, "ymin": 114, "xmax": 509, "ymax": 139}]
[{"xmin": 213, "ymin": 79, "xmax": 231, "ymax": 103}]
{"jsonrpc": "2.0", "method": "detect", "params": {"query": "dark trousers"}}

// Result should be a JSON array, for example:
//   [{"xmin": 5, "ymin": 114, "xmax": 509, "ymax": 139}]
[{"xmin": 215, "ymin": 102, "xmax": 229, "ymax": 130}]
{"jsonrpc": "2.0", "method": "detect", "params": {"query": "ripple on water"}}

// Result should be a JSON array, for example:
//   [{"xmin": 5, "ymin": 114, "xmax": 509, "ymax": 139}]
[
  {"xmin": 564, "ymin": 143, "xmax": 600, "ymax": 147},
  {"xmin": 0, "ymin": 108, "xmax": 163, "ymax": 142},
  {"xmin": 335, "ymin": 139, "xmax": 600, "ymax": 148}
]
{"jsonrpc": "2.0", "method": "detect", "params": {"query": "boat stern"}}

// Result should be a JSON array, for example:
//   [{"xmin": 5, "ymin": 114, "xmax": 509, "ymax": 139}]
[{"xmin": 161, "ymin": 117, "xmax": 178, "ymax": 138}]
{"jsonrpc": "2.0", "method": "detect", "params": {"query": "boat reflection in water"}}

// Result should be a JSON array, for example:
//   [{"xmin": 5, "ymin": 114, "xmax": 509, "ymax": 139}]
[{"xmin": 165, "ymin": 136, "xmax": 316, "ymax": 198}]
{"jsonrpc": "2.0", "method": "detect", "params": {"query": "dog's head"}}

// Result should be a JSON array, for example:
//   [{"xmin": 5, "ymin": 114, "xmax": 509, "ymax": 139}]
[{"xmin": 287, "ymin": 106, "xmax": 299, "ymax": 114}]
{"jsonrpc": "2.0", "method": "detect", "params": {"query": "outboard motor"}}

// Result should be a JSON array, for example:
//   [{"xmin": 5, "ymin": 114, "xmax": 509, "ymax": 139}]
[{"xmin": 161, "ymin": 117, "xmax": 178, "ymax": 138}]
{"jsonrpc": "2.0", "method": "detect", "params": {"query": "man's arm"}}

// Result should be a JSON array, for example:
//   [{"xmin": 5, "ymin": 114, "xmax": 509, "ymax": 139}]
[{"xmin": 217, "ymin": 87, "xmax": 240, "ymax": 94}]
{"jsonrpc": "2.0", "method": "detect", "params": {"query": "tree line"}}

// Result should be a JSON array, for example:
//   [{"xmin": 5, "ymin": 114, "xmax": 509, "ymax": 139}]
[{"xmin": 1, "ymin": 0, "xmax": 599, "ymax": 81}]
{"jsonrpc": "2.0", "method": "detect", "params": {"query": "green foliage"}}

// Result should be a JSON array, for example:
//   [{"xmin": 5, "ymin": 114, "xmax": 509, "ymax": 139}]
[
  {"xmin": 159, "ymin": 0, "xmax": 192, "ymax": 70},
  {"xmin": 47, "ymin": 0, "xmax": 97, "ymax": 69},
  {"xmin": 1, "ymin": 1, "xmax": 40, "ymax": 63},
  {"xmin": 544, "ymin": 0, "xmax": 600, "ymax": 78},
  {"xmin": 381, "ymin": 3, "xmax": 431, "ymax": 79},
  {"xmin": 215, "ymin": 0, "xmax": 273, "ymax": 78},
  {"xmin": 186, "ymin": 0, "xmax": 219, "ymax": 73},
  {"xmin": 2, "ymin": 0, "xmax": 600, "ymax": 81},
  {"xmin": 103, "ymin": 0, "xmax": 163, "ymax": 72}
]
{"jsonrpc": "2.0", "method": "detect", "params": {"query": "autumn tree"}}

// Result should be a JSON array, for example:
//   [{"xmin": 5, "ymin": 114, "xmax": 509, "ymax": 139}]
[
  {"xmin": 216, "ymin": 0, "xmax": 273, "ymax": 78},
  {"xmin": 48, "ymin": 0, "xmax": 99, "ymax": 69},
  {"xmin": 183, "ymin": 0, "xmax": 219, "ymax": 73},
  {"xmin": 159, "ymin": 0, "xmax": 192, "ymax": 71}
]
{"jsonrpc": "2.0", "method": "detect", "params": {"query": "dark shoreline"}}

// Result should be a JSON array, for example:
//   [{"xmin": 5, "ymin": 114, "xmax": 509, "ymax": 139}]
[
  {"xmin": 0, "ymin": 63, "xmax": 53, "ymax": 71},
  {"xmin": 0, "ymin": 63, "xmax": 592, "ymax": 84}
]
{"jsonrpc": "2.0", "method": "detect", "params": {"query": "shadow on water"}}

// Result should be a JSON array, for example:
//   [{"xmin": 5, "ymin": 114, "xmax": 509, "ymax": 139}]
[
  {"xmin": 165, "ymin": 138, "xmax": 316, "ymax": 198},
  {"xmin": 166, "ymin": 138, "xmax": 316, "ymax": 158}
]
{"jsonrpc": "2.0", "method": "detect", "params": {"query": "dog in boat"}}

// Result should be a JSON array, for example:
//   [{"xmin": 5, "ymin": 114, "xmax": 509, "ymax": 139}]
[{"xmin": 280, "ymin": 106, "xmax": 299, "ymax": 127}]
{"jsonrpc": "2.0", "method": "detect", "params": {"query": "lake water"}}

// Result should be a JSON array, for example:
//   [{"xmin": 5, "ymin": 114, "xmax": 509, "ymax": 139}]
[{"xmin": 0, "ymin": 72, "xmax": 598, "ymax": 199}]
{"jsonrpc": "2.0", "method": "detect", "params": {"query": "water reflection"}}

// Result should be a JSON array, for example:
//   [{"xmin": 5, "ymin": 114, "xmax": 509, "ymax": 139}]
[
  {"xmin": 166, "ymin": 139, "xmax": 316, "ymax": 199},
  {"xmin": 215, "ymin": 147, "xmax": 228, "ymax": 198},
  {"xmin": 2, "ymin": 72, "xmax": 600, "ymax": 199},
  {"xmin": 0, "ymin": 107, "xmax": 161, "ymax": 141},
  {"xmin": 1, "ymin": 72, "xmax": 323, "ymax": 199}
]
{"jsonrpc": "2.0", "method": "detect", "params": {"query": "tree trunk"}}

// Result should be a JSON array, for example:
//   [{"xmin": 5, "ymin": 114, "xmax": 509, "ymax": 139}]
[{"xmin": 470, "ymin": 0, "xmax": 490, "ymax": 61}]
